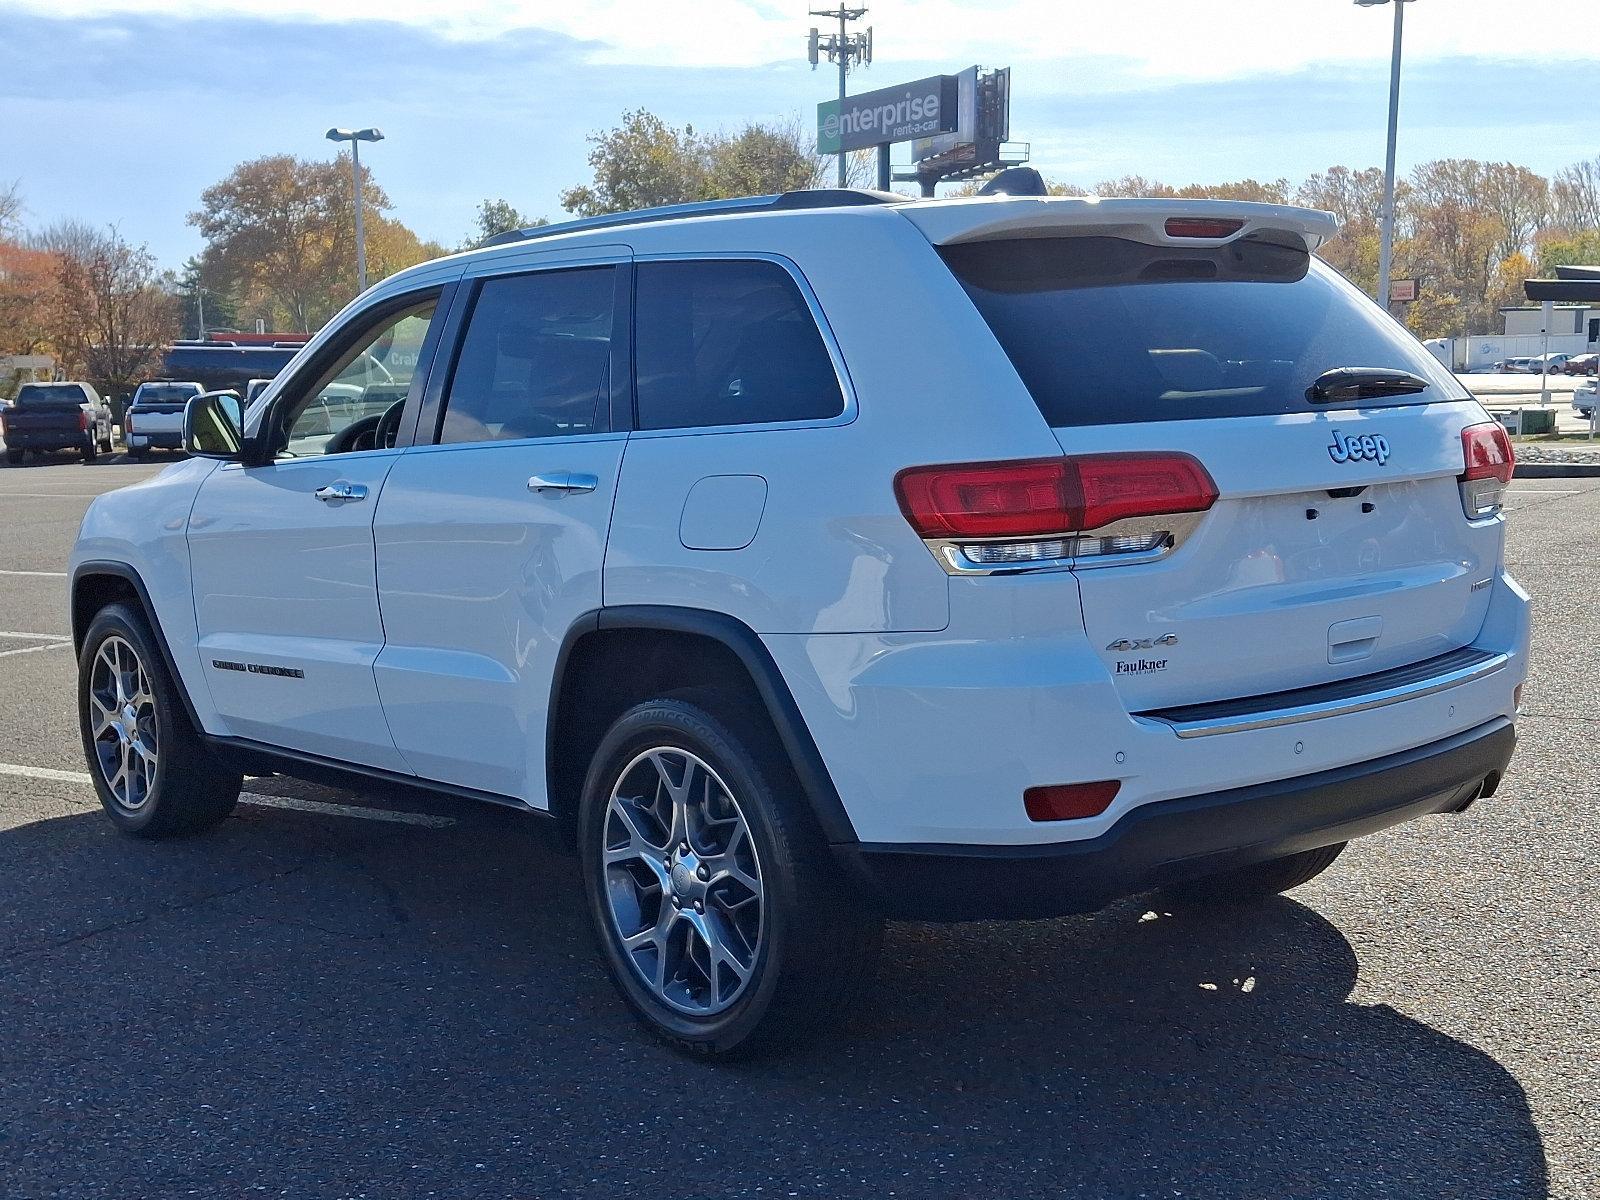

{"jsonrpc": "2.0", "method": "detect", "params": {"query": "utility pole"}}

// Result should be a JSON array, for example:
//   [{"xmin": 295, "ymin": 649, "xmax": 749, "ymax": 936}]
[
  {"xmin": 808, "ymin": 6, "xmax": 871, "ymax": 187},
  {"xmin": 1356, "ymin": 0, "xmax": 1413, "ymax": 311}
]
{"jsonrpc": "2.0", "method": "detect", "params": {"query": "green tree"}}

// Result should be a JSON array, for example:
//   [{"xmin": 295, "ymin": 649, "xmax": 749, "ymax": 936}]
[
  {"xmin": 465, "ymin": 198, "xmax": 546, "ymax": 248},
  {"xmin": 560, "ymin": 110, "xmax": 710, "ymax": 217}
]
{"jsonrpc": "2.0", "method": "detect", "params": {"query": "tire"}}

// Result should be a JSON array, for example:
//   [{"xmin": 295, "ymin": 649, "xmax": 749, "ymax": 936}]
[
  {"xmin": 129, "ymin": 446, "xmax": 149, "ymax": 461},
  {"xmin": 5, "ymin": 447, "xmax": 22, "ymax": 466},
  {"xmin": 578, "ymin": 692, "xmax": 881, "ymax": 1058},
  {"xmin": 77, "ymin": 602, "xmax": 242, "ymax": 837},
  {"xmin": 81, "ymin": 436, "xmax": 98, "ymax": 463},
  {"xmin": 1164, "ymin": 842, "xmax": 1347, "ymax": 906}
]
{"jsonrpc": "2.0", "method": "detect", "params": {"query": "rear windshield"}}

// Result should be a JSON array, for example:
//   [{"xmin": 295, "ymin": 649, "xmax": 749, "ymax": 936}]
[
  {"xmin": 14, "ymin": 384, "xmax": 87, "ymax": 407},
  {"xmin": 133, "ymin": 384, "xmax": 199, "ymax": 405},
  {"xmin": 940, "ymin": 235, "xmax": 1470, "ymax": 426}
]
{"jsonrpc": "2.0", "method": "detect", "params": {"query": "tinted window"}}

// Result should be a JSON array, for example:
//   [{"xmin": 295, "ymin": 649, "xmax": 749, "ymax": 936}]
[
  {"xmin": 634, "ymin": 260, "xmax": 843, "ymax": 430},
  {"xmin": 15, "ymin": 384, "xmax": 88, "ymax": 406},
  {"xmin": 940, "ymin": 236, "xmax": 1471, "ymax": 427},
  {"xmin": 132, "ymin": 384, "xmax": 200, "ymax": 406},
  {"xmin": 440, "ymin": 268, "xmax": 614, "ymax": 444}
]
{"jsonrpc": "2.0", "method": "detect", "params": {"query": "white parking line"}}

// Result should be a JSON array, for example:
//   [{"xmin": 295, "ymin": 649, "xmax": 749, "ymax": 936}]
[
  {"xmin": 0, "ymin": 493, "xmax": 106, "ymax": 500},
  {"xmin": 0, "ymin": 569, "xmax": 69, "ymax": 578},
  {"xmin": 0, "ymin": 760, "xmax": 456, "ymax": 827},
  {"xmin": 0, "ymin": 631, "xmax": 72, "ymax": 659},
  {"xmin": 0, "ymin": 642, "xmax": 70, "ymax": 659}
]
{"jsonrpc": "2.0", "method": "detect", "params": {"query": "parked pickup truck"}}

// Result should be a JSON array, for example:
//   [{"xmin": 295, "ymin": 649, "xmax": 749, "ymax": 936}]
[
  {"xmin": 2, "ymin": 382, "xmax": 115, "ymax": 464},
  {"xmin": 125, "ymin": 381, "xmax": 203, "ymax": 458}
]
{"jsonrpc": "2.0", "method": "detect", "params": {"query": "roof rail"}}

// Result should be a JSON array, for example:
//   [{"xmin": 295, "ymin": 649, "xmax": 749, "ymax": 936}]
[{"xmin": 480, "ymin": 188, "xmax": 904, "ymax": 248}]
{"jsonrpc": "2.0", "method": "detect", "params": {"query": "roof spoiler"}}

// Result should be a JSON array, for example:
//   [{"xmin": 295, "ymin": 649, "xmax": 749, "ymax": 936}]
[{"xmin": 900, "ymin": 196, "xmax": 1340, "ymax": 253}]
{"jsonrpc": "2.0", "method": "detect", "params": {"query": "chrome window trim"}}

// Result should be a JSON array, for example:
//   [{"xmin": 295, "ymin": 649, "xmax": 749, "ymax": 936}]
[
  {"xmin": 625, "ymin": 251, "xmax": 859, "ymax": 438},
  {"xmin": 1137, "ymin": 651, "xmax": 1510, "ymax": 739},
  {"xmin": 923, "ymin": 512, "xmax": 1205, "ymax": 576}
]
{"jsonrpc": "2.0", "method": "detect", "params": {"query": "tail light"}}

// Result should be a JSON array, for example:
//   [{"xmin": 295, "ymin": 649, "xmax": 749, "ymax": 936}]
[
  {"xmin": 895, "ymin": 453, "xmax": 1217, "ymax": 573},
  {"xmin": 124, "ymin": 411, "xmax": 134, "ymax": 433},
  {"xmin": 79, "ymin": 409, "xmax": 91, "ymax": 432},
  {"xmin": 1459, "ymin": 422, "xmax": 1514, "ymax": 519}
]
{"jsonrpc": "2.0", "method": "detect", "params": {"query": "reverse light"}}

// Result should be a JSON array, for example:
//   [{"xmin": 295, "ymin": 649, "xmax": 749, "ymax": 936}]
[
  {"xmin": 1164, "ymin": 217, "xmax": 1246, "ymax": 239},
  {"xmin": 1024, "ymin": 781, "xmax": 1121, "ymax": 822},
  {"xmin": 1459, "ymin": 422, "xmax": 1515, "ymax": 519}
]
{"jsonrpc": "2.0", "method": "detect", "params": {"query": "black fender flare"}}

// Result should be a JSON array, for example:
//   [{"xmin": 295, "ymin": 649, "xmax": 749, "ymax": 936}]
[
  {"xmin": 70, "ymin": 559, "xmax": 208, "ymax": 733},
  {"xmin": 548, "ymin": 606, "xmax": 859, "ymax": 845}
]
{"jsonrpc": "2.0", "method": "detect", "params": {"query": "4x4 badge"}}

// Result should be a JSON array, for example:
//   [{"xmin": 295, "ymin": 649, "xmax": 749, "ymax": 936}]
[
  {"xmin": 1107, "ymin": 633, "xmax": 1178, "ymax": 653},
  {"xmin": 1328, "ymin": 430, "xmax": 1390, "ymax": 466}
]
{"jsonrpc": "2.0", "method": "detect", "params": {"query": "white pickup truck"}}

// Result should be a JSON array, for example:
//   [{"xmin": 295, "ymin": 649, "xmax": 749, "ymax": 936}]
[{"xmin": 125, "ymin": 381, "xmax": 203, "ymax": 458}]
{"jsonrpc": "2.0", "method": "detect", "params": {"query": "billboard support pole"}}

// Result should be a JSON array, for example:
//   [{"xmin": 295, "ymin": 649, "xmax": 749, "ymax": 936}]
[{"xmin": 876, "ymin": 145, "xmax": 890, "ymax": 191}]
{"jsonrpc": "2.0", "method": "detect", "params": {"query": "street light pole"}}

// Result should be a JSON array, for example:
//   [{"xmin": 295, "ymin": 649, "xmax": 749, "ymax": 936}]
[
  {"xmin": 324, "ymin": 126, "xmax": 385, "ymax": 294},
  {"xmin": 1357, "ymin": 0, "xmax": 1411, "ymax": 312}
]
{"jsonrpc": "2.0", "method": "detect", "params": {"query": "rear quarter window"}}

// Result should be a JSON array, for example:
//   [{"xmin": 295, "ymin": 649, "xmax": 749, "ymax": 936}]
[
  {"xmin": 633, "ymin": 259, "xmax": 844, "ymax": 431},
  {"xmin": 939, "ymin": 235, "xmax": 1470, "ymax": 427}
]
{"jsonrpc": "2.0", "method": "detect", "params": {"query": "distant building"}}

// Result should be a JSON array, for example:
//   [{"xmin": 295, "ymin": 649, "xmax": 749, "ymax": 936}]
[{"xmin": 1500, "ymin": 304, "xmax": 1599, "ymax": 342}]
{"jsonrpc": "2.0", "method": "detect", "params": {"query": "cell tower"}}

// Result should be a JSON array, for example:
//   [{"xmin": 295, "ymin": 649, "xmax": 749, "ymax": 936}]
[{"xmin": 808, "ymin": 6, "xmax": 872, "ymax": 187}]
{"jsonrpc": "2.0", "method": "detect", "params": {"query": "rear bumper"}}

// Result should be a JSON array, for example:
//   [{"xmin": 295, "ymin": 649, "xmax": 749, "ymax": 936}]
[
  {"xmin": 127, "ymin": 430, "xmax": 183, "ymax": 449},
  {"xmin": 5, "ymin": 431, "xmax": 90, "ymax": 451},
  {"xmin": 836, "ymin": 719, "xmax": 1515, "ymax": 921}
]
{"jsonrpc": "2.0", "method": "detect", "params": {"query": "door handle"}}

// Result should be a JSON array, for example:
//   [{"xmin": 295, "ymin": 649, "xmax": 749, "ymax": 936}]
[
  {"xmin": 314, "ymin": 481, "xmax": 368, "ymax": 503},
  {"xmin": 527, "ymin": 472, "xmax": 599, "ymax": 495}
]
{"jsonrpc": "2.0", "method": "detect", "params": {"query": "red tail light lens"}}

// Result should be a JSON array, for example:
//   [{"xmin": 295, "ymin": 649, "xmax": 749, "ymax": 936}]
[
  {"xmin": 895, "ymin": 454, "xmax": 1217, "ymax": 540},
  {"xmin": 1460, "ymin": 422, "xmax": 1514, "ymax": 484},
  {"xmin": 1024, "ymin": 781, "xmax": 1121, "ymax": 822},
  {"xmin": 79, "ymin": 410, "xmax": 91, "ymax": 432},
  {"xmin": 1164, "ymin": 217, "xmax": 1245, "ymax": 239}
]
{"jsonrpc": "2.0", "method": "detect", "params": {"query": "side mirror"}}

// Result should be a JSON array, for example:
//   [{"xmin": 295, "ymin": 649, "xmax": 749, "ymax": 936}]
[{"xmin": 184, "ymin": 390, "xmax": 245, "ymax": 459}]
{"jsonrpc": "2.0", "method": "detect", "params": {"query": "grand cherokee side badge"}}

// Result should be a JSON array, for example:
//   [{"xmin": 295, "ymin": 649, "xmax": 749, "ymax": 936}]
[{"xmin": 1107, "ymin": 633, "xmax": 1178, "ymax": 653}]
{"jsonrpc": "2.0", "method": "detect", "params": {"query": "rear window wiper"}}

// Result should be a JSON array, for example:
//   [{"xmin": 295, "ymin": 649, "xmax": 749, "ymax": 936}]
[{"xmin": 1307, "ymin": 366, "xmax": 1430, "ymax": 405}]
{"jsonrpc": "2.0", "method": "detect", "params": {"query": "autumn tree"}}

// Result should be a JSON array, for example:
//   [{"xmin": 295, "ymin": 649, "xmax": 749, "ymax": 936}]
[
  {"xmin": 0, "ymin": 241, "xmax": 59, "ymax": 358},
  {"xmin": 0, "ymin": 180, "xmax": 22, "ymax": 236},
  {"xmin": 47, "ymin": 223, "xmax": 177, "ymax": 399},
  {"xmin": 189, "ymin": 154, "xmax": 441, "ymax": 332}
]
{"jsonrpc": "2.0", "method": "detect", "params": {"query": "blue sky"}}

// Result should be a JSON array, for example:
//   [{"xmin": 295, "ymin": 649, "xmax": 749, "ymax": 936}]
[{"xmin": 0, "ymin": 0, "xmax": 1590, "ymax": 270}]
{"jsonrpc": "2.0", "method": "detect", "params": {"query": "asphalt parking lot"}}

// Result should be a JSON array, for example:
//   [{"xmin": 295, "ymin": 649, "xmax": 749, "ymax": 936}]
[{"xmin": 0, "ymin": 451, "xmax": 1595, "ymax": 1199}]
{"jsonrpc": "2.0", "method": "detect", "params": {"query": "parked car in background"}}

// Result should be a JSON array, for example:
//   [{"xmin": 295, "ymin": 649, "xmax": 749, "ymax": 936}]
[
  {"xmin": 1573, "ymin": 378, "xmax": 1597, "ymax": 418},
  {"xmin": 125, "ymin": 381, "xmax": 203, "ymax": 458},
  {"xmin": 1, "ymin": 381, "xmax": 114, "ymax": 464},
  {"xmin": 1531, "ymin": 353, "xmax": 1571, "ymax": 374},
  {"xmin": 1562, "ymin": 353, "xmax": 1598, "ymax": 376}
]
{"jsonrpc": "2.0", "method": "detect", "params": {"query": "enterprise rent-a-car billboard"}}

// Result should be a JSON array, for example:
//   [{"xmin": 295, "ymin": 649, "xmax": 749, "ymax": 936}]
[{"xmin": 817, "ymin": 75, "xmax": 960, "ymax": 155}]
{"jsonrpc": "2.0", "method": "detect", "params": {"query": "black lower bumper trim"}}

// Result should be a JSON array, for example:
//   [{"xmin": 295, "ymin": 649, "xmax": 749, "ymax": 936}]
[{"xmin": 835, "ymin": 720, "xmax": 1516, "ymax": 921}]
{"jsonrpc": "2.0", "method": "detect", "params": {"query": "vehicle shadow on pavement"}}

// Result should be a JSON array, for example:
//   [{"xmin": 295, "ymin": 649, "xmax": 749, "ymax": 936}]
[{"xmin": 0, "ymin": 798, "xmax": 1548, "ymax": 1200}]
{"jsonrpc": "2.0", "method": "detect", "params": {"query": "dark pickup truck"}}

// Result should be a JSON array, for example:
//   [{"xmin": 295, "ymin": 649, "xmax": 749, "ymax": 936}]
[{"xmin": 2, "ymin": 383, "xmax": 116, "ymax": 464}]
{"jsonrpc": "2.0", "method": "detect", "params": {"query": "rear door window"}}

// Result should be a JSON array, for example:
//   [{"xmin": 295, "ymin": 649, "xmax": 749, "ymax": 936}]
[
  {"xmin": 940, "ymin": 235, "xmax": 1470, "ymax": 426},
  {"xmin": 633, "ymin": 259, "xmax": 844, "ymax": 430}
]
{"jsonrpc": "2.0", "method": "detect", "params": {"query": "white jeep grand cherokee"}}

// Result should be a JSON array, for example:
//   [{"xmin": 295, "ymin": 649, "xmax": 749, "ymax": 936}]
[{"xmin": 70, "ymin": 183, "xmax": 1529, "ymax": 1056}]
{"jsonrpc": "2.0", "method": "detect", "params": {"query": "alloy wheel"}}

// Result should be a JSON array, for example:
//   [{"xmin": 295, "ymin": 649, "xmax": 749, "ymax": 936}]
[
  {"xmin": 87, "ymin": 635, "xmax": 159, "ymax": 811},
  {"xmin": 601, "ymin": 747, "xmax": 765, "ymax": 1016}
]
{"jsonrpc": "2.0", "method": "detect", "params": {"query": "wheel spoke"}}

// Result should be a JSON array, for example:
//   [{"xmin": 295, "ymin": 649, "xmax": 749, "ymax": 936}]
[
  {"xmin": 88, "ymin": 694, "xmax": 117, "ymax": 738},
  {"xmin": 600, "ymin": 743, "xmax": 765, "ymax": 1016}
]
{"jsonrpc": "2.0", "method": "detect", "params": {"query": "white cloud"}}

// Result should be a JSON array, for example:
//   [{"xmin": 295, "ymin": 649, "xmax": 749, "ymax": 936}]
[{"xmin": 0, "ymin": 0, "xmax": 1566, "ymax": 78}]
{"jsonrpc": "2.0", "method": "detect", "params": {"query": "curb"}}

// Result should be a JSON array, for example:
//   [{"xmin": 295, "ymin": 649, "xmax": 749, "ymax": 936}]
[{"xmin": 1514, "ymin": 463, "xmax": 1600, "ymax": 479}]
